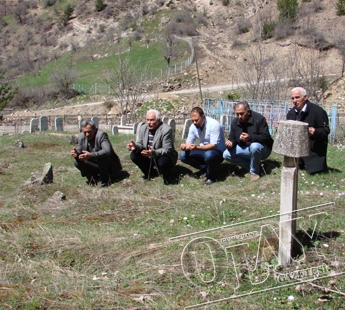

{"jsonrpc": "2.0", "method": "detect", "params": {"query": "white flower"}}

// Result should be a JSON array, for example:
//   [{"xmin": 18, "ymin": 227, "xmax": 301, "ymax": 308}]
[
  {"xmin": 183, "ymin": 216, "xmax": 188, "ymax": 220},
  {"xmin": 288, "ymin": 295, "xmax": 294, "ymax": 301}
]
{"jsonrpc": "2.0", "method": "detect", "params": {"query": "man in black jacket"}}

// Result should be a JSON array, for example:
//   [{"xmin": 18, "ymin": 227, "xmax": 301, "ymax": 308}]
[
  {"xmin": 223, "ymin": 101, "xmax": 273, "ymax": 181},
  {"xmin": 71, "ymin": 119, "xmax": 122, "ymax": 187},
  {"xmin": 287, "ymin": 87, "xmax": 330, "ymax": 174}
]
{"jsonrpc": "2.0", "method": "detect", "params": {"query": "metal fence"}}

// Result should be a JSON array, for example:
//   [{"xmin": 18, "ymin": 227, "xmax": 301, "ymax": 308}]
[{"xmin": 204, "ymin": 98, "xmax": 340, "ymax": 143}]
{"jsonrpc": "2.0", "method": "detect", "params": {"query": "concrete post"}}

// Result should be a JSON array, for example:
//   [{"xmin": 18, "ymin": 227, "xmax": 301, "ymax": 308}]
[{"xmin": 272, "ymin": 120, "xmax": 310, "ymax": 266}]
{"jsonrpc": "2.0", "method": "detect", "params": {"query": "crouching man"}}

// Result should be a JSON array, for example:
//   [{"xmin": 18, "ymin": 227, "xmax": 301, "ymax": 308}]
[
  {"xmin": 127, "ymin": 109, "xmax": 178, "ymax": 185},
  {"xmin": 71, "ymin": 119, "xmax": 122, "ymax": 187},
  {"xmin": 223, "ymin": 101, "xmax": 273, "ymax": 181}
]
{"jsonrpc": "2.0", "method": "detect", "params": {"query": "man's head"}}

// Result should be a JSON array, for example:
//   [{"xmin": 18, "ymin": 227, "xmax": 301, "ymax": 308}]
[
  {"xmin": 146, "ymin": 109, "xmax": 161, "ymax": 131},
  {"xmin": 81, "ymin": 119, "xmax": 97, "ymax": 141},
  {"xmin": 291, "ymin": 87, "xmax": 308, "ymax": 111},
  {"xmin": 190, "ymin": 107, "xmax": 206, "ymax": 129},
  {"xmin": 235, "ymin": 101, "xmax": 251, "ymax": 123}
]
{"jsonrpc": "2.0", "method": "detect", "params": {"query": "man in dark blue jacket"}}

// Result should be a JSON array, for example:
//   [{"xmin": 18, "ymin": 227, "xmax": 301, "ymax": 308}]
[
  {"xmin": 223, "ymin": 101, "xmax": 273, "ymax": 181},
  {"xmin": 287, "ymin": 87, "xmax": 329, "ymax": 174},
  {"xmin": 71, "ymin": 119, "xmax": 122, "ymax": 187}
]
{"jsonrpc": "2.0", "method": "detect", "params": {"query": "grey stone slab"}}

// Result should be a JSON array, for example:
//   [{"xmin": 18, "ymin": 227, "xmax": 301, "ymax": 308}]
[
  {"xmin": 182, "ymin": 119, "xmax": 192, "ymax": 139},
  {"xmin": 91, "ymin": 116, "xmax": 99, "ymax": 128},
  {"xmin": 39, "ymin": 116, "xmax": 48, "ymax": 131},
  {"xmin": 112, "ymin": 125, "xmax": 119, "ymax": 135},
  {"xmin": 30, "ymin": 118, "xmax": 39, "ymax": 133},
  {"xmin": 168, "ymin": 118, "xmax": 176, "ymax": 140},
  {"xmin": 273, "ymin": 120, "xmax": 310, "ymax": 158},
  {"xmin": 55, "ymin": 117, "xmax": 63, "ymax": 131}
]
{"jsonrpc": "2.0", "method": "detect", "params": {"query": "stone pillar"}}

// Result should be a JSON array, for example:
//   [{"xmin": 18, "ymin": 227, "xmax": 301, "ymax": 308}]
[
  {"xmin": 162, "ymin": 116, "xmax": 168, "ymax": 124},
  {"xmin": 273, "ymin": 120, "xmax": 310, "ymax": 266}
]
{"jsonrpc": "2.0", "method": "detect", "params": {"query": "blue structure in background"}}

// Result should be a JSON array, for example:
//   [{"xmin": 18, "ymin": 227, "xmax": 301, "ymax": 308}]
[{"xmin": 204, "ymin": 98, "xmax": 338, "ymax": 143}]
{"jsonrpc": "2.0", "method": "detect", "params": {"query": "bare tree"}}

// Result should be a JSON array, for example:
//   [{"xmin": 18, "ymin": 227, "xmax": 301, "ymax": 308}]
[
  {"xmin": 49, "ymin": 67, "xmax": 79, "ymax": 98},
  {"xmin": 287, "ymin": 44, "xmax": 326, "ymax": 102},
  {"xmin": 105, "ymin": 53, "xmax": 150, "ymax": 118}
]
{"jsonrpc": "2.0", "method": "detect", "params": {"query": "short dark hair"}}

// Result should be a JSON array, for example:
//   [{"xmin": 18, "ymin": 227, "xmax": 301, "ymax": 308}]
[
  {"xmin": 81, "ymin": 119, "xmax": 96, "ymax": 129},
  {"xmin": 235, "ymin": 101, "xmax": 250, "ymax": 111},
  {"xmin": 191, "ymin": 106, "xmax": 204, "ymax": 116}
]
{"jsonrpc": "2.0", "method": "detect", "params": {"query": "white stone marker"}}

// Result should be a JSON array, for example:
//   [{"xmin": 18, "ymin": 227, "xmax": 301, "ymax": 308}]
[{"xmin": 272, "ymin": 120, "xmax": 310, "ymax": 266}]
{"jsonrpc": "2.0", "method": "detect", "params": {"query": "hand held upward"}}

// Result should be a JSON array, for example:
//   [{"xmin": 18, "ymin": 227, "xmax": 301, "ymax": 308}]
[
  {"xmin": 79, "ymin": 150, "xmax": 91, "ymax": 161},
  {"xmin": 127, "ymin": 140, "xmax": 136, "ymax": 151},
  {"xmin": 141, "ymin": 145, "xmax": 153, "ymax": 157},
  {"xmin": 180, "ymin": 142, "xmax": 196, "ymax": 151},
  {"xmin": 70, "ymin": 148, "xmax": 78, "ymax": 158}
]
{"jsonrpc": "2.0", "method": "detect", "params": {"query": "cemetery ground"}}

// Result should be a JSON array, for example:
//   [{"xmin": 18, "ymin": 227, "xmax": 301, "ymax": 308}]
[{"xmin": 0, "ymin": 130, "xmax": 345, "ymax": 309}]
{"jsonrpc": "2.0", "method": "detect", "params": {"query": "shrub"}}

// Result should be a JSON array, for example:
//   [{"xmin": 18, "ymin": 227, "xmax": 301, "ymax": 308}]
[
  {"xmin": 95, "ymin": 0, "xmax": 105, "ymax": 12},
  {"xmin": 262, "ymin": 21, "xmax": 276, "ymax": 39},
  {"xmin": 227, "ymin": 91, "xmax": 241, "ymax": 100},
  {"xmin": 336, "ymin": 0, "xmax": 345, "ymax": 15},
  {"xmin": 274, "ymin": 20, "xmax": 295, "ymax": 39},
  {"xmin": 237, "ymin": 19, "xmax": 252, "ymax": 34},
  {"xmin": 231, "ymin": 39, "xmax": 247, "ymax": 49},
  {"xmin": 277, "ymin": 0, "xmax": 298, "ymax": 21},
  {"xmin": 42, "ymin": 0, "xmax": 57, "ymax": 9}
]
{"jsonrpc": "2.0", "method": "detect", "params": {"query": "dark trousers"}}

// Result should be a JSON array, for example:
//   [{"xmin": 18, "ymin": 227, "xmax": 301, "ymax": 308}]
[
  {"xmin": 74, "ymin": 157, "xmax": 114, "ymax": 183},
  {"xmin": 130, "ymin": 151, "xmax": 173, "ymax": 180},
  {"xmin": 180, "ymin": 149, "xmax": 223, "ymax": 180}
]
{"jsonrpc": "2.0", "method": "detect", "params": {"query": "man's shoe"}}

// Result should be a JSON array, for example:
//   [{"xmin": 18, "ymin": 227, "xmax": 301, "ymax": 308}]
[
  {"xmin": 251, "ymin": 174, "xmax": 260, "ymax": 181},
  {"xmin": 204, "ymin": 179, "xmax": 214, "ymax": 185},
  {"xmin": 194, "ymin": 169, "xmax": 207, "ymax": 179}
]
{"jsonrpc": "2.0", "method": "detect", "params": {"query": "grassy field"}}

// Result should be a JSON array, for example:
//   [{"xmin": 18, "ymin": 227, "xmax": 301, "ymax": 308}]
[{"xmin": 0, "ymin": 130, "xmax": 344, "ymax": 309}]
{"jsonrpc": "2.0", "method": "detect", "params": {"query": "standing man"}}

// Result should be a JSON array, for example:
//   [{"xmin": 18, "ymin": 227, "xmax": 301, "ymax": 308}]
[
  {"xmin": 180, "ymin": 107, "xmax": 225, "ymax": 185},
  {"xmin": 287, "ymin": 87, "xmax": 330, "ymax": 174},
  {"xmin": 127, "ymin": 109, "xmax": 178, "ymax": 185},
  {"xmin": 223, "ymin": 101, "xmax": 273, "ymax": 181},
  {"xmin": 71, "ymin": 119, "xmax": 122, "ymax": 187}
]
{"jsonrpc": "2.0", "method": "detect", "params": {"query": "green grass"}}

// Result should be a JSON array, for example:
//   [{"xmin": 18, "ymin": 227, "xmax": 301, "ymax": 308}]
[
  {"xmin": 0, "ymin": 131, "xmax": 344, "ymax": 309},
  {"xmin": 16, "ymin": 38, "xmax": 190, "ymax": 89}
]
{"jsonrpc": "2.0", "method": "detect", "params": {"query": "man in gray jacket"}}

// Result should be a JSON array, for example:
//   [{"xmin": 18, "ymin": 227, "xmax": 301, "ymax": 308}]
[
  {"xmin": 71, "ymin": 119, "xmax": 122, "ymax": 187},
  {"xmin": 127, "ymin": 109, "xmax": 178, "ymax": 185}
]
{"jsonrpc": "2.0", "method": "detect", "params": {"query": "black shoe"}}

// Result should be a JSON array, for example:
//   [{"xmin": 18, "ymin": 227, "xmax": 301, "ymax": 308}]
[
  {"xmin": 194, "ymin": 169, "xmax": 207, "ymax": 179},
  {"xmin": 100, "ymin": 182, "xmax": 110, "ymax": 187},
  {"xmin": 204, "ymin": 179, "xmax": 214, "ymax": 185},
  {"xmin": 85, "ymin": 179, "xmax": 97, "ymax": 186}
]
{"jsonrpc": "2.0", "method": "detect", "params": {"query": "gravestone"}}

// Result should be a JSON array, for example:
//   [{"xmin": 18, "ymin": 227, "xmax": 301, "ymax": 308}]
[
  {"xmin": 162, "ymin": 116, "xmax": 168, "ymax": 124},
  {"xmin": 136, "ymin": 122, "xmax": 144, "ymax": 139},
  {"xmin": 55, "ymin": 117, "xmax": 63, "ymax": 131},
  {"xmin": 168, "ymin": 119, "xmax": 176, "ymax": 140},
  {"xmin": 112, "ymin": 125, "xmax": 119, "ymax": 135},
  {"xmin": 273, "ymin": 120, "xmax": 310, "ymax": 266},
  {"xmin": 120, "ymin": 115, "xmax": 126, "ymax": 126},
  {"xmin": 40, "ymin": 116, "xmax": 48, "ymax": 131},
  {"xmin": 41, "ymin": 162, "xmax": 53, "ymax": 184},
  {"xmin": 219, "ymin": 115, "xmax": 228, "ymax": 127},
  {"xmin": 182, "ymin": 119, "xmax": 192, "ymax": 139},
  {"xmin": 133, "ymin": 122, "xmax": 138, "ymax": 135},
  {"xmin": 30, "ymin": 118, "xmax": 39, "ymax": 133},
  {"xmin": 78, "ymin": 120, "xmax": 83, "ymax": 132},
  {"xmin": 91, "ymin": 116, "xmax": 99, "ymax": 128}
]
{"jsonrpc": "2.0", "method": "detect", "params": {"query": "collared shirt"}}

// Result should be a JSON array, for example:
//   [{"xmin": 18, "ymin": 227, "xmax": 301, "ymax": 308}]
[
  {"xmin": 186, "ymin": 116, "xmax": 226, "ymax": 152},
  {"xmin": 295, "ymin": 103, "xmax": 307, "ymax": 121}
]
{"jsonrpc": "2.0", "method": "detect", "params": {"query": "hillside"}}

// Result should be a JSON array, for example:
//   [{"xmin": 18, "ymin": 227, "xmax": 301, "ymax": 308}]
[{"xmin": 1, "ymin": 0, "xmax": 345, "ymax": 115}]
